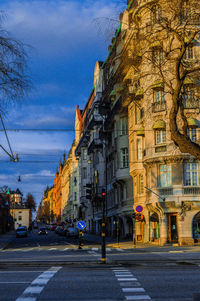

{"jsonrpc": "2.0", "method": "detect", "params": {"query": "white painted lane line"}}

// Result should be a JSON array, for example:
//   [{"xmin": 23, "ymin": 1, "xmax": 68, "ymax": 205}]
[
  {"xmin": 15, "ymin": 266, "xmax": 62, "ymax": 301},
  {"xmin": 0, "ymin": 281, "xmax": 30, "ymax": 284},
  {"xmin": 61, "ymin": 248, "xmax": 69, "ymax": 251},
  {"xmin": 16, "ymin": 298, "xmax": 36, "ymax": 301},
  {"xmin": 125, "ymin": 296, "xmax": 151, "ymax": 300},
  {"xmin": 114, "ymin": 272, "xmax": 133, "ymax": 275},
  {"xmin": 91, "ymin": 248, "xmax": 98, "ymax": 251},
  {"xmin": 122, "ymin": 288, "xmax": 145, "ymax": 293},
  {"xmin": 115, "ymin": 274, "xmax": 134, "ymax": 278},
  {"xmin": 112, "ymin": 269, "xmax": 129, "ymax": 272},
  {"xmin": 117, "ymin": 278, "xmax": 137, "ymax": 281},
  {"xmin": 48, "ymin": 248, "xmax": 57, "ymax": 251},
  {"xmin": 23, "ymin": 286, "xmax": 44, "ymax": 294}
]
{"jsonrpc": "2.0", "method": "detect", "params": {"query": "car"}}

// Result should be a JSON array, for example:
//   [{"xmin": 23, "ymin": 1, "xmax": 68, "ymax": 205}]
[
  {"xmin": 49, "ymin": 224, "xmax": 57, "ymax": 231},
  {"xmin": 38, "ymin": 227, "xmax": 48, "ymax": 235},
  {"xmin": 66, "ymin": 227, "xmax": 79, "ymax": 238},
  {"xmin": 16, "ymin": 226, "xmax": 28, "ymax": 238}
]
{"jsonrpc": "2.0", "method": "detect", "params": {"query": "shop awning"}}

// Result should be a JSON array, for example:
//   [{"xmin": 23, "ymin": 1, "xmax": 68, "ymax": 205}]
[
  {"xmin": 136, "ymin": 127, "xmax": 145, "ymax": 136},
  {"xmin": 151, "ymin": 80, "xmax": 164, "ymax": 89},
  {"xmin": 153, "ymin": 120, "xmax": 166, "ymax": 129},
  {"xmin": 187, "ymin": 118, "xmax": 199, "ymax": 128}
]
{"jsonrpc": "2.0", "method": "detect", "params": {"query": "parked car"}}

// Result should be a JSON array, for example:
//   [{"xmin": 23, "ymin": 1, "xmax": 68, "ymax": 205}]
[
  {"xmin": 38, "ymin": 227, "xmax": 48, "ymax": 235},
  {"xmin": 66, "ymin": 227, "xmax": 79, "ymax": 238},
  {"xmin": 49, "ymin": 224, "xmax": 57, "ymax": 231},
  {"xmin": 16, "ymin": 226, "xmax": 28, "ymax": 238}
]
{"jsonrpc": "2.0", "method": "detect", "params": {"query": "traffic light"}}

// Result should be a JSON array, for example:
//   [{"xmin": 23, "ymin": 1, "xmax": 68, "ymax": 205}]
[
  {"xmin": 86, "ymin": 183, "xmax": 93, "ymax": 200},
  {"xmin": 101, "ymin": 188, "xmax": 106, "ymax": 198},
  {"xmin": 132, "ymin": 212, "xmax": 136, "ymax": 219}
]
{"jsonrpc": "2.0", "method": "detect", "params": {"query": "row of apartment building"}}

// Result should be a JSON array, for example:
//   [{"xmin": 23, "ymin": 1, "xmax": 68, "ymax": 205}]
[{"xmin": 41, "ymin": 0, "xmax": 200, "ymax": 245}]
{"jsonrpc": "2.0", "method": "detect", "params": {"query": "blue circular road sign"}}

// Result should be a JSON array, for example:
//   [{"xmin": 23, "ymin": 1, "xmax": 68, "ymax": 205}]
[
  {"xmin": 136, "ymin": 205, "xmax": 143, "ymax": 213},
  {"xmin": 77, "ymin": 221, "xmax": 86, "ymax": 230}
]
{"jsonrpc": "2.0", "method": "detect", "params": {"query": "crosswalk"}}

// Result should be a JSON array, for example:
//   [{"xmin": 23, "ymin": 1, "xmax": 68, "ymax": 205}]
[{"xmin": 1, "ymin": 246, "xmax": 125, "ymax": 252}]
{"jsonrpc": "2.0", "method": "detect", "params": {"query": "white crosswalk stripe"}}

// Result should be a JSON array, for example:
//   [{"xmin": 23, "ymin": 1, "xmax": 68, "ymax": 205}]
[{"xmin": 111, "ymin": 266, "xmax": 152, "ymax": 301}]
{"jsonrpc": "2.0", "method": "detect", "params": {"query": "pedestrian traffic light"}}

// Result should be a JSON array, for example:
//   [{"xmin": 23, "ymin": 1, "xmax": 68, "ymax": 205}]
[
  {"xmin": 86, "ymin": 183, "xmax": 93, "ymax": 200},
  {"xmin": 132, "ymin": 212, "xmax": 136, "ymax": 219}
]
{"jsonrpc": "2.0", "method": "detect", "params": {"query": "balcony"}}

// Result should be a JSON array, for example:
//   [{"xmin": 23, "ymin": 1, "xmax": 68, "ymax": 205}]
[
  {"xmin": 88, "ymin": 138, "xmax": 102, "ymax": 154},
  {"xmin": 87, "ymin": 114, "xmax": 102, "ymax": 130},
  {"xmin": 157, "ymin": 187, "xmax": 173, "ymax": 196},
  {"xmin": 183, "ymin": 187, "xmax": 200, "ymax": 195},
  {"xmin": 152, "ymin": 101, "xmax": 166, "ymax": 113},
  {"xmin": 183, "ymin": 99, "xmax": 199, "ymax": 109}
]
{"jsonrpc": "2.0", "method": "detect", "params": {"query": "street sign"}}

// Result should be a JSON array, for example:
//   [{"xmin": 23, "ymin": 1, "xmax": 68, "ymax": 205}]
[
  {"xmin": 77, "ymin": 220, "xmax": 86, "ymax": 230},
  {"xmin": 136, "ymin": 205, "xmax": 143, "ymax": 213}
]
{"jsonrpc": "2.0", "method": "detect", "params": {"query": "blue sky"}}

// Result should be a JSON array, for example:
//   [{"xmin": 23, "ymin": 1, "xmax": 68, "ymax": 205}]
[{"xmin": 0, "ymin": 0, "xmax": 125, "ymax": 207}]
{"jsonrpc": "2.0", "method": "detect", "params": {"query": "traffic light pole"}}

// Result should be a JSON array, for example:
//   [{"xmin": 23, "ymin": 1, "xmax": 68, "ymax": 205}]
[{"xmin": 101, "ymin": 195, "xmax": 106, "ymax": 263}]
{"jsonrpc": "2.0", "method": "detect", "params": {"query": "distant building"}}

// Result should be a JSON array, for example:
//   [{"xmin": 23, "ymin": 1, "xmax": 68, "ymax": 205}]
[{"xmin": 10, "ymin": 203, "xmax": 30, "ymax": 229}]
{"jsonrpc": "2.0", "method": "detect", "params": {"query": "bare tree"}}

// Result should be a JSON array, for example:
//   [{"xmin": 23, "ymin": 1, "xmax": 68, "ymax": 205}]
[
  {"xmin": 0, "ymin": 13, "xmax": 31, "ymax": 112},
  {"xmin": 105, "ymin": 0, "xmax": 200, "ymax": 159},
  {"xmin": 24, "ymin": 193, "xmax": 36, "ymax": 211}
]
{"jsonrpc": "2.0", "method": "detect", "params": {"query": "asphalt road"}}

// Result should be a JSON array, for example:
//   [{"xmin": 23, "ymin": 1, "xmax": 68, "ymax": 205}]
[{"xmin": 0, "ymin": 230, "xmax": 200, "ymax": 300}]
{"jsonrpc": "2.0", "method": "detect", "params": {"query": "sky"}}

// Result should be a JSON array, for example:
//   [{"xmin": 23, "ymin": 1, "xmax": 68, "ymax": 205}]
[{"xmin": 0, "ymin": 0, "xmax": 125, "ymax": 209}]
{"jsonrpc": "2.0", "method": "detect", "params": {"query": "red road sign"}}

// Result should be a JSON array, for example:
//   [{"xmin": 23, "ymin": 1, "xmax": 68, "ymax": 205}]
[{"xmin": 136, "ymin": 205, "xmax": 143, "ymax": 213}]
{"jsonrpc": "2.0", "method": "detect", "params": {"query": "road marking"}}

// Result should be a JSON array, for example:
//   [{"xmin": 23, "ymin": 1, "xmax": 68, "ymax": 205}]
[
  {"xmin": 61, "ymin": 248, "xmax": 69, "ymax": 251},
  {"xmin": 117, "ymin": 278, "xmax": 137, "ymax": 281},
  {"xmin": 15, "ymin": 266, "xmax": 62, "ymax": 301},
  {"xmin": 112, "ymin": 266, "xmax": 152, "ymax": 301},
  {"xmin": 168, "ymin": 250, "xmax": 184, "ymax": 253},
  {"xmin": 0, "ymin": 271, "xmax": 46, "ymax": 273},
  {"xmin": 125, "ymin": 296, "xmax": 151, "ymax": 300},
  {"xmin": 116, "ymin": 248, "xmax": 124, "ymax": 252},
  {"xmin": 48, "ymin": 248, "xmax": 57, "ymax": 251},
  {"xmin": 0, "ymin": 281, "xmax": 30, "ymax": 284},
  {"xmin": 122, "ymin": 288, "xmax": 145, "ymax": 293},
  {"xmin": 16, "ymin": 297, "xmax": 36, "ymax": 301},
  {"xmin": 91, "ymin": 248, "xmax": 99, "ymax": 251}
]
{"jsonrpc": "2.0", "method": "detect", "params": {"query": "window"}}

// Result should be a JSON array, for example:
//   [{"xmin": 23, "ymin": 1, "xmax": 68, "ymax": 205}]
[
  {"xmin": 155, "ymin": 129, "xmax": 166, "ymax": 144},
  {"xmin": 120, "ymin": 117, "xmax": 128, "ymax": 135},
  {"xmin": 74, "ymin": 177, "xmax": 77, "ymax": 186},
  {"xmin": 135, "ymin": 105, "xmax": 143, "ymax": 124},
  {"xmin": 139, "ymin": 175, "xmax": 144, "ymax": 194},
  {"xmin": 82, "ymin": 167, "xmax": 87, "ymax": 179},
  {"xmin": 160, "ymin": 165, "xmax": 172, "ymax": 187},
  {"xmin": 188, "ymin": 128, "xmax": 197, "ymax": 142},
  {"xmin": 120, "ymin": 148, "xmax": 129, "ymax": 168},
  {"xmin": 137, "ymin": 139, "xmax": 143, "ymax": 160},
  {"xmin": 153, "ymin": 90, "xmax": 165, "ymax": 103},
  {"xmin": 82, "ymin": 149, "xmax": 87, "ymax": 160},
  {"xmin": 18, "ymin": 216, "xmax": 22, "ymax": 221},
  {"xmin": 74, "ymin": 192, "xmax": 77, "ymax": 201},
  {"xmin": 184, "ymin": 46, "xmax": 194, "ymax": 59},
  {"xmin": 152, "ymin": 48, "xmax": 163, "ymax": 64},
  {"xmin": 184, "ymin": 163, "xmax": 198, "ymax": 186}
]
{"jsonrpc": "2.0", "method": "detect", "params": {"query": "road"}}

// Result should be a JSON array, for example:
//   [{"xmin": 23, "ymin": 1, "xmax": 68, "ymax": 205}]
[{"xmin": 0, "ymin": 229, "xmax": 200, "ymax": 300}]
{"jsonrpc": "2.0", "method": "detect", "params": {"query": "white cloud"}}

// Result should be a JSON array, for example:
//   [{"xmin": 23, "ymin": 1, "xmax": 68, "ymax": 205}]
[{"xmin": 3, "ymin": 0, "xmax": 121, "ymax": 58}]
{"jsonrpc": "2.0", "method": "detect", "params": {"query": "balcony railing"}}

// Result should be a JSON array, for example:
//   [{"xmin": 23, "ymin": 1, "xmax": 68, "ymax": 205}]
[
  {"xmin": 158, "ymin": 187, "xmax": 173, "ymax": 196},
  {"xmin": 152, "ymin": 101, "xmax": 166, "ymax": 113},
  {"xmin": 183, "ymin": 99, "xmax": 199, "ymax": 109},
  {"xmin": 183, "ymin": 187, "xmax": 200, "ymax": 195}
]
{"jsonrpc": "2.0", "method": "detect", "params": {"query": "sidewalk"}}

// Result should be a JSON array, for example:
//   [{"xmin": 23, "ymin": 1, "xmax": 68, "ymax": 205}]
[
  {"xmin": 85, "ymin": 233, "xmax": 200, "ymax": 252},
  {"xmin": 0, "ymin": 231, "xmax": 15, "ymax": 250}
]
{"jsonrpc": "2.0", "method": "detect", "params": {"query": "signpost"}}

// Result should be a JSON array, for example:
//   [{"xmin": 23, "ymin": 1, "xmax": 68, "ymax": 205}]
[
  {"xmin": 136, "ymin": 205, "xmax": 143, "ymax": 213},
  {"xmin": 77, "ymin": 220, "xmax": 86, "ymax": 230}
]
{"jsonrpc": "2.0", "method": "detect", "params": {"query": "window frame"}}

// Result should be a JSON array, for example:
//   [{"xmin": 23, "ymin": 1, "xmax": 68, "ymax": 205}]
[
  {"xmin": 159, "ymin": 164, "xmax": 172, "ymax": 188},
  {"xmin": 155, "ymin": 129, "xmax": 166, "ymax": 145},
  {"xmin": 184, "ymin": 162, "xmax": 199, "ymax": 186}
]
